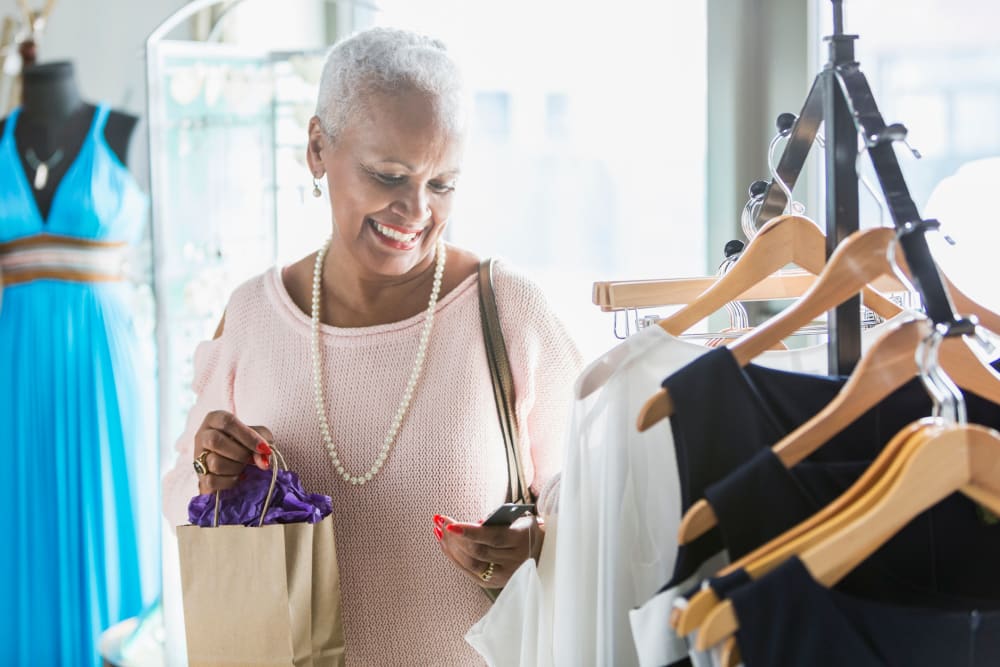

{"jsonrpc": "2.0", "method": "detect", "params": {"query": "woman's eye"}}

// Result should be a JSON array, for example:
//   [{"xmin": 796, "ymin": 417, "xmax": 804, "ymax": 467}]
[
  {"xmin": 375, "ymin": 173, "xmax": 406, "ymax": 185},
  {"xmin": 429, "ymin": 182, "xmax": 456, "ymax": 194}
]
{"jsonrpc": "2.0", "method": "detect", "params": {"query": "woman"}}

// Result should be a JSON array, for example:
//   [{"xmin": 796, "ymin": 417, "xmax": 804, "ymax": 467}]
[{"xmin": 163, "ymin": 27, "xmax": 581, "ymax": 664}]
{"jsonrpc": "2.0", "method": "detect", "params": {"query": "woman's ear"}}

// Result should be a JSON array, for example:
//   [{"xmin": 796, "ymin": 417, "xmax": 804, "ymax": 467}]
[{"xmin": 306, "ymin": 116, "xmax": 327, "ymax": 176}]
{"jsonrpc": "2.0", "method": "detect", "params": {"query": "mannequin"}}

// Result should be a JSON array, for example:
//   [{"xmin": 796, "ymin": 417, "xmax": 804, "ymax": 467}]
[
  {"xmin": 0, "ymin": 60, "xmax": 139, "ymax": 220},
  {"xmin": 0, "ymin": 58, "xmax": 155, "ymax": 667}
]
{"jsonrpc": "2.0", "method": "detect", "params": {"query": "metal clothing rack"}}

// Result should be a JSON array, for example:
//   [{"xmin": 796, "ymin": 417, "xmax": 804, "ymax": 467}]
[{"xmin": 753, "ymin": 0, "xmax": 969, "ymax": 375}]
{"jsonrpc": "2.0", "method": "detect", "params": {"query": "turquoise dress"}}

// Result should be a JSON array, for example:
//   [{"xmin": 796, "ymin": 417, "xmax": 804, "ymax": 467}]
[{"xmin": 0, "ymin": 105, "xmax": 157, "ymax": 666}]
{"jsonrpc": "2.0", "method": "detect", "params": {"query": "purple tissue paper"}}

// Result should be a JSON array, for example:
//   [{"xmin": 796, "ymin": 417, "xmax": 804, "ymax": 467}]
[{"xmin": 188, "ymin": 465, "xmax": 333, "ymax": 527}]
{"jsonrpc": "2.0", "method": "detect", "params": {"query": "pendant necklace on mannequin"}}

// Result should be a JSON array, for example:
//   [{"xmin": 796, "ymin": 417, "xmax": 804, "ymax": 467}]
[
  {"xmin": 311, "ymin": 235, "xmax": 446, "ymax": 486},
  {"xmin": 24, "ymin": 147, "xmax": 65, "ymax": 190}
]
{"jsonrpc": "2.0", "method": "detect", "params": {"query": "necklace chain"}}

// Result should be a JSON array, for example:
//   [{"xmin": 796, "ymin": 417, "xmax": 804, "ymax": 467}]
[
  {"xmin": 311, "ymin": 237, "xmax": 447, "ymax": 486},
  {"xmin": 24, "ymin": 147, "xmax": 65, "ymax": 169}
]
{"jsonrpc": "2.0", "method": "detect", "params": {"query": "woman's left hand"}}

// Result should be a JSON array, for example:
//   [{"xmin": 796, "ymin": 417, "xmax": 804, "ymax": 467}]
[{"xmin": 433, "ymin": 514, "xmax": 544, "ymax": 589}]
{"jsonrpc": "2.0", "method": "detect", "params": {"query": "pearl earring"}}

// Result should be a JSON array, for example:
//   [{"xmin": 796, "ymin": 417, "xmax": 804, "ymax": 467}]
[{"xmin": 312, "ymin": 176, "xmax": 322, "ymax": 198}]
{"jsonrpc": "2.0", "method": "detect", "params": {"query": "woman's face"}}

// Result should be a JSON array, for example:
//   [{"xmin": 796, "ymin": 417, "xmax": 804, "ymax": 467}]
[{"xmin": 308, "ymin": 88, "xmax": 464, "ymax": 279}]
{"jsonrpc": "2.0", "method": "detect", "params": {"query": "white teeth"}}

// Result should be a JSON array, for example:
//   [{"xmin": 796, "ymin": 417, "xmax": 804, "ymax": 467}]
[{"xmin": 373, "ymin": 221, "xmax": 419, "ymax": 243}]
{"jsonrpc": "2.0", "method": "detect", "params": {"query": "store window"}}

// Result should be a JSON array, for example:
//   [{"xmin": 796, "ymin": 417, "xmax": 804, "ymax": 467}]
[
  {"xmin": 360, "ymin": 1, "xmax": 709, "ymax": 360},
  {"xmin": 816, "ymin": 1, "xmax": 1000, "ymax": 311}
]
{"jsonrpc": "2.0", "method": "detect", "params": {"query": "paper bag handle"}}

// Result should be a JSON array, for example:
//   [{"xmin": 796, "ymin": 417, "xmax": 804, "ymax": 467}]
[{"xmin": 212, "ymin": 447, "xmax": 288, "ymax": 527}]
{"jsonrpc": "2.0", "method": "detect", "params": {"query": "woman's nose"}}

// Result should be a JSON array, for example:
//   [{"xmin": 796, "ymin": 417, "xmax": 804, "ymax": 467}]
[{"xmin": 390, "ymin": 185, "xmax": 430, "ymax": 223}]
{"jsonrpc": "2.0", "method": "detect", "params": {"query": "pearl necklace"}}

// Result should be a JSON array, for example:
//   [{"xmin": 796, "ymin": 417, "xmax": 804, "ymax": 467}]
[{"xmin": 311, "ymin": 237, "xmax": 446, "ymax": 485}]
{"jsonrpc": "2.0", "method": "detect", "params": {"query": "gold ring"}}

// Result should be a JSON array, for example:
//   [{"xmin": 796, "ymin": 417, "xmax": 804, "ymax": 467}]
[
  {"xmin": 479, "ymin": 562, "xmax": 496, "ymax": 583},
  {"xmin": 192, "ymin": 450, "xmax": 210, "ymax": 476}
]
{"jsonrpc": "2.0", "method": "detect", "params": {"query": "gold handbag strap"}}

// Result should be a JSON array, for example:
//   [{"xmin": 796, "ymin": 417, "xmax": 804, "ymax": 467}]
[{"xmin": 478, "ymin": 258, "xmax": 533, "ymax": 505}]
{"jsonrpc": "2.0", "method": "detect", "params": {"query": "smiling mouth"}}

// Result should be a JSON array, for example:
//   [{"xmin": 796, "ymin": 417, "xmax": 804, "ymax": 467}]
[{"xmin": 367, "ymin": 218, "xmax": 426, "ymax": 245}]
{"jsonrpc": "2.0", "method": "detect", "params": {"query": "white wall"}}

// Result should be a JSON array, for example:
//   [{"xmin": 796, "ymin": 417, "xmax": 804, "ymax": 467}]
[{"xmin": 3, "ymin": 0, "xmax": 190, "ymax": 184}]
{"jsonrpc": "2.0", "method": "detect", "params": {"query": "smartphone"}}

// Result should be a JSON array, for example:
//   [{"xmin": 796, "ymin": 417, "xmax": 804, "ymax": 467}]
[{"xmin": 482, "ymin": 503, "xmax": 536, "ymax": 527}]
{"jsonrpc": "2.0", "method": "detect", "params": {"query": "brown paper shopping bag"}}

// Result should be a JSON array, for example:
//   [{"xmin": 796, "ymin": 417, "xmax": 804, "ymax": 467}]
[{"xmin": 177, "ymin": 450, "xmax": 345, "ymax": 667}]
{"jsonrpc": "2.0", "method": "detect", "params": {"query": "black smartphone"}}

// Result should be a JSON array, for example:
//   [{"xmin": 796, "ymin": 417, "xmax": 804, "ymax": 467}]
[{"xmin": 482, "ymin": 503, "xmax": 536, "ymax": 527}]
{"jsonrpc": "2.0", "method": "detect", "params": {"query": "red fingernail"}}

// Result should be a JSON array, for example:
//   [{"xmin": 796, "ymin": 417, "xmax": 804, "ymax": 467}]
[
  {"xmin": 433, "ymin": 515, "xmax": 444, "ymax": 526},
  {"xmin": 446, "ymin": 524, "xmax": 464, "ymax": 535},
  {"xmin": 261, "ymin": 456, "xmax": 270, "ymax": 469},
  {"xmin": 257, "ymin": 442, "xmax": 272, "ymax": 455},
  {"xmin": 433, "ymin": 526, "xmax": 443, "ymax": 541}
]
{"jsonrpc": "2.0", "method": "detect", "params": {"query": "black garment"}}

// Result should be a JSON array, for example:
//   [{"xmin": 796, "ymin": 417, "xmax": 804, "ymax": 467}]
[
  {"xmin": 707, "ymin": 448, "xmax": 1000, "ymax": 602},
  {"xmin": 727, "ymin": 557, "xmax": 1000, "ymax": 667},
  {"xmin": 663, "ymin": 347, "xmax": 1000, "ymax": 587}
]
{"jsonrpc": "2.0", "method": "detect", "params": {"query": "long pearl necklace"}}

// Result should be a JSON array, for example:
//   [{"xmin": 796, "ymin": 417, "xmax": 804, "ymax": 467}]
[{"xmin": 311, "ymin": 237, "xmax": 446, "ymax": 485}]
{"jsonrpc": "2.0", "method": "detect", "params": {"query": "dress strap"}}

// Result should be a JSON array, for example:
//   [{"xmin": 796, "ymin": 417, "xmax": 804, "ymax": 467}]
[{"xmin": 92, "ymin": 103, "xmax": 110, "ymax": 139}]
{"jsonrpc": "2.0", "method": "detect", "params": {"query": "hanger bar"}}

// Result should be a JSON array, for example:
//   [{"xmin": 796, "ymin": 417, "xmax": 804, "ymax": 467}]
[
  {"xmin": 593, "ymin": 272, "xmax": 814, "ymax": 312},
  {"xmin": 592, "ymin": 273, "xmax": 902, "ymax": 312},
  {"xmin": 753, "ymin": 78, "xmax": 824, "ymax": 225},
  {"xmin": 833, "ymin": 65, "xmax": 959, "ymax": 328},
  {"xmin": 824, "ymin": 47, "xmax": 861, "ymax": 374},
  {"xmin": 897, "ymin": 220, "xmax": 960, "ymax": 328}
]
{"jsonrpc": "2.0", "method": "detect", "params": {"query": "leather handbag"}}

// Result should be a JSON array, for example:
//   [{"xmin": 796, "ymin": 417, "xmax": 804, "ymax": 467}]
[{"xmin": 478, "ymin": 258, "xmax": 534, "ymax": 506}]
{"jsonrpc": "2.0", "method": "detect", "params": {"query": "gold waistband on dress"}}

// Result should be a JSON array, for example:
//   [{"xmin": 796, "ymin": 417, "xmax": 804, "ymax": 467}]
[{"xmin": 0, "ymin": 234, "xmax": 128, "ymax": 288}]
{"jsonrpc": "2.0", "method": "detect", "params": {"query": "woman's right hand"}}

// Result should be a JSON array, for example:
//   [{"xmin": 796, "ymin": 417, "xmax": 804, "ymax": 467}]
[{"xmin": 193, "ymin": 410, "xmax": 274, "ymax": 494}]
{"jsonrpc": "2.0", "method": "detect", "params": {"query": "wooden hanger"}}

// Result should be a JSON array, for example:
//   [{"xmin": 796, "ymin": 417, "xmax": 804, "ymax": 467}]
[
  {"xmin": 657, "ymin": 215, "xmax": 824, "ymax": 334},
  {"xmin": 676, "ymin": 316, "xmax": 1000, "ymax": 546},
  {"xmin": 592, "ymin": 272, "xmax": 817, "ymax": 312},
  {"xmin": 590, "ymin": 216, "xmax": 909, "ymax": 315},
  {"xmin": 706, "ymin": 279, "xmax": 1000, "ymax": 667},
  {"xmin": 943, "ymin": 272, "xmax": 1000, "ymax": 338},
  {"xmin": 696, "ymin": 419, "xmax": 1000, "ymax": 650},
  {"xmin": 637, "ymin": 227, "xmax": 907, "ymax": 432},
  {"xmin": 657, "ymin": 215, "xmax": 897, "ymax": 336},
  {"xmin": 672, "ymin": 418, "xmax": 926, "ymax": 636},
  {"xmin": 580, "ymin": 214, "xmax": 830, "ymax": 400},
  {"xmin": 719, "ymin": 640, "xmax": 741, "ymax": 667},
  {"xmin": 685, "ymin": 419, "xmax": 932, "ymax": 667}
]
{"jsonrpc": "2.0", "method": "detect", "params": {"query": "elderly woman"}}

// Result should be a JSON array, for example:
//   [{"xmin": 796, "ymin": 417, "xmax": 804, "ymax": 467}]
[{"xmin": 163, "ymin": 27, "xmax": 581, "ymax": 664}]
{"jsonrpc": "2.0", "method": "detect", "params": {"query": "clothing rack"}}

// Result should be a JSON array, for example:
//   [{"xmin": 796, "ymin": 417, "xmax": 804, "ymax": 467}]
[{"xmin": 754, "ymin": 0, "xmax": 968, "ymax": 375}]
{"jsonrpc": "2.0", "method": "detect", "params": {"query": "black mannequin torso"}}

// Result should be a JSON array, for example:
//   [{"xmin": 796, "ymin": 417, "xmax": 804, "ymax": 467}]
[{"xmin": 0, "ymin": 61, "xmax": 138, "ymax": 221}]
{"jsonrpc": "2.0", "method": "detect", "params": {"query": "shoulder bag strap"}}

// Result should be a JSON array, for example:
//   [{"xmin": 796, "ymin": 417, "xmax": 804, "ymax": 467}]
[{"xmin": 478, "ymin": 258, "xmax": 533, "ymax": 505}]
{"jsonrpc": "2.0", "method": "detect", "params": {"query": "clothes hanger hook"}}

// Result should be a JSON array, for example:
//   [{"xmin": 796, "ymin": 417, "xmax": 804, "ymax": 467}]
[
  {"xmin": 918, "ymin": 324, "xmax": 967, "ymax": 425},
  {"xmin": 916, "ymin": 327, "xmax": 951, "ymax": 422},
  {"xmin": 767, "ymin": 133, "xmax": 795, "ymax": 216},
  {"xmin": 741, "ymin": 180, "xmax": 768, "ymax": 240},
  {"xmin": 767, "ymin": 114, "xmax": 805, "ymax": 217},
  {"xmin": 613, "ymin": 309, "xmax": 630, "ymax": 340},
  {"xmin": 718, "ymin": 242, "xmax": 750, "ymax": 331},
  {"xmin": 933, "ymin": 321, "xmax": 970, "ymax": 425},
  {"xmin": 814, "ymin": 131, "xmax": 887, "ymax": 227}
]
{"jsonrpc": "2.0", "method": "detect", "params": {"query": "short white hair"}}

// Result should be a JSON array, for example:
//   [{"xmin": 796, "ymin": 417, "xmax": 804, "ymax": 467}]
[{"xmin": 315, "ymin": 27, "xmax": 465, "ymax": 141}]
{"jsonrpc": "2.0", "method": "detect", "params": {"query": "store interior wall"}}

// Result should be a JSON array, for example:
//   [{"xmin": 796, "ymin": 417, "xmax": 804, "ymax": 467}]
[
  {"xmin": 6, "ymin": 0, "xmax": 814, "ymax": 269},
  {"xmin": 705, "ymin": 0, "xmax": 812, "ymax": 274},
  {"xmin": 15, "ymin": 0, "xmax": 192, "ymax": 187}
]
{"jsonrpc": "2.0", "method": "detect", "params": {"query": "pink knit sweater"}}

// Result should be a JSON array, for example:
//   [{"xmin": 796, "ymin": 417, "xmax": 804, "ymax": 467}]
[{"xmin": 163, "ymin": 260, "xmax": 582, "ymax": 666}]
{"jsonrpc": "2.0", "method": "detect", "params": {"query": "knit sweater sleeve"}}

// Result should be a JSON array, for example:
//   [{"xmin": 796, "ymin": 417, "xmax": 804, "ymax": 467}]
[
  {"xmin": 491, "ymin": 261, "xmax": 583, "ymax": 518},
  {"xmin": 160, "ymin": 290, "xmax": 245, "ymax": 530}
]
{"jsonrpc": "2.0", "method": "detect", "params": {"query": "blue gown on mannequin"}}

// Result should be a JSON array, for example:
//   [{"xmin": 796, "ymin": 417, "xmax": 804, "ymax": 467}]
[{"xmin": 0, "ymin": 104, "xmax": 158, "ymax": 666}]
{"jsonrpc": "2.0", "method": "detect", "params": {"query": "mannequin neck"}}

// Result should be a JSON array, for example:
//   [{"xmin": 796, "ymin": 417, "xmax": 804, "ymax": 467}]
[{"xmin": 21, "ymin": 61, "xmax": 84, "ymax": 126}]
